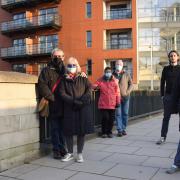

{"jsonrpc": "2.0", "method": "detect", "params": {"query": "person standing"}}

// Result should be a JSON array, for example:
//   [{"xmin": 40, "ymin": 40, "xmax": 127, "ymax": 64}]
[
  {"xmin": 38, "ymin": 48, "xmax": 67, "ymax": 159},
  {"xmin": 156, "ymin": 50, "xmax": 180, "ymax": 145},
  {"xmin": 113, "ymin": 60, "xmax": 133, "ymax": 137},
  {"xmin": 59, "ymin": 57, "xmax": 94, "ymax": 163},
  {"xmin": 93, "ymin": 67, "xmax": 120, "ymax": 138}
]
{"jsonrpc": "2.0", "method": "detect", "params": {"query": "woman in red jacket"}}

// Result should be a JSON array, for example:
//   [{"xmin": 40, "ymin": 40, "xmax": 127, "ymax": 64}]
[{"xmin": 93, "ymin": 67, "xmax": 120, "ymax": 138}]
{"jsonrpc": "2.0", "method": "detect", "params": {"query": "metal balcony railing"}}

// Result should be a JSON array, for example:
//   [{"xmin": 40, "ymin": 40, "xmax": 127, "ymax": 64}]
[
  {"xmin": 1, "ymin": 14, "xmax": 61, "ymax": 34},
  {"xmin": 105, "ymin": 8, "xmax": 132, "ymax": 20},
  {"xmin": 1, "ymin": 42, "xmax": 58, "ymax": 59},
  {"xmin": 105, "ymin": 39, "xmax": 132, "ymax": 49},
  {"xmin": 1, "ymin": 0, "xmax": 60, "ymax": 11}
]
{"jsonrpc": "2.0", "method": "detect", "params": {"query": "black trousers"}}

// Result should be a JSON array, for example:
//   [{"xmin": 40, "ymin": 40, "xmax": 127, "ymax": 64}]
[
  {"xmin": 65, "ymin": 135, "xmax": 85, "ymax": 154},
  {"xmin": 100, "ymin": 109, "xmax": 115, "ymax": 135}
]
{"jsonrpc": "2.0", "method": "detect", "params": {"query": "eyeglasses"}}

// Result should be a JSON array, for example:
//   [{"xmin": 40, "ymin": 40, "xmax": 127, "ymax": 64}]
[{"xmin": 67, "ymin": 64, "xmax": 76, "ymax": 68}]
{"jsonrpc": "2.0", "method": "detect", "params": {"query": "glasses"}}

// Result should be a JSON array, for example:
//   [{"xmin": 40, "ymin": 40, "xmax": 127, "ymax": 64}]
[{"xmin": 67, "ymin": 64, "xmax": 76, "ymax": 68}]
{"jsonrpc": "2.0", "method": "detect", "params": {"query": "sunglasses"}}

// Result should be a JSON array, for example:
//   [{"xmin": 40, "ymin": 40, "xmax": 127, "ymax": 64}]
[{"xmin": 67, "ymin": 64, "xmax": 76, "ymax": 68}]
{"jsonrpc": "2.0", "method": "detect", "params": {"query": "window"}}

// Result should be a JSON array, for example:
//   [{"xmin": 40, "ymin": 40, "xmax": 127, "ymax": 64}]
[
  {"xmin": 86, "ymin": 31, "xmax": 92, "ymax": 47},
  {"xmin": 86, "ymin": 59, "xmax": 92, "ymax": 76},
  {"xmin": 86, "ymin": 2, "xmax": 92, "ymax": 18},
  {"xmin": 12, "ymin": 64, "xmax": 26, "ymax": 73},
  {"xmin": 13, "ymin": 12, "xmax": 26, "ymax": 27},
  {"xmin": 39, "ymin": 34, "xmax": 58, "ymax": 53},
  {"xmin": 39, "ymin": 7, "xmax": 58, "ymax": 25},
  {"xmin": 13, "ymin": 39, "xmax": 26, "ymax": 56}
]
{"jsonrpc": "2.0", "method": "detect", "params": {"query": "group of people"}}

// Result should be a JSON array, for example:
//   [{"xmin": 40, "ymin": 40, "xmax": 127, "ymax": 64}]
[
  {"xmin": 38, "ymin": 48, "xmax": 133, "ymax": 163},
  {"xmin": 37, "ymin": 48, "xmax": 180, "ymax": 174}
]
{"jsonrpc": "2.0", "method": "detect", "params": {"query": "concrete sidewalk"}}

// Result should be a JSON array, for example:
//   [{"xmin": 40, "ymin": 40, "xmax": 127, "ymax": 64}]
[{"xmin": 0, "ymin": 114, "xmax": 180, "ymax": 180}]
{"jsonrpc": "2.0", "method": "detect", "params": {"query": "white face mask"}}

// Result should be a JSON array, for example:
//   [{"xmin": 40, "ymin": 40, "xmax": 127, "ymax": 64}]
[
  {"xmin": 67, "ymin": 67, "xmax": 76, "ymax": 74},
  {"xmin": 116, "ymin": 65, "xmax": 123, "ymax": 72}
]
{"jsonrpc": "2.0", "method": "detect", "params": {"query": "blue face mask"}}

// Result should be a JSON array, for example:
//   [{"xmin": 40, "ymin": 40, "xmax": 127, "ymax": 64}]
[{"xmin": 105, "ymin": 72, "xmax": 112, "ymax": 79}]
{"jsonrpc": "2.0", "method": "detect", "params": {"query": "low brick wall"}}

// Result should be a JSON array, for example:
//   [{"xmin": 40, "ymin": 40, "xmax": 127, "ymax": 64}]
[{"xmin": 0, "ymin": 71, "xmax": 39, "ymax": 172}]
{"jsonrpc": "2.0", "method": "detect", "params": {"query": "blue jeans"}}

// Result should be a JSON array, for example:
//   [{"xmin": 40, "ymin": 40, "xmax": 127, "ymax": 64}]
[
  {"xmin": 115, "ymin": 96, "xmax": 130, "ymax": 132},
  {"xmin": 174, "ymin": 139, "xmax": 180, "ymax": 167},
  {"xmin": 50, "ymin": 116, "xmax": 65, "ymax": 152}
]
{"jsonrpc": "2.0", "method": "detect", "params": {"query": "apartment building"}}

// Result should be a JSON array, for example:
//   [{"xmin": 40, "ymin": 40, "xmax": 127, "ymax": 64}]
[{"xmin": 0, "ymin": 0, "xmax": 137, "ymax": 83}]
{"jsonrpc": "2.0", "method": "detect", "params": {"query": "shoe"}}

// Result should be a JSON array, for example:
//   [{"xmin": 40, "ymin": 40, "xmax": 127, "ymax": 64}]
[
  {"xmin": 117, "ymin": 132, "xmax": 123, "ymax": 137},
  {"xmin": 166, "ymin": 165, "xmax": 180, "ymax": 174},
  {"xmin": 53, "ymin": 151, "xmax": 61, "ymax": 159},
  {"xmin": 61, "ymin": 153, "xmax": 74, "ymax": 162},
  {"xmin": 101, "ymin": 134, "xmax": 107, "ymax": 138},
  {"xmin": 122, "ymin": 130, "xmax": 127, "ymax": 136},
  {"xmin": 59, "ymin": 148, "xmax": 67, "ymax": 157},
  {"xmin": 156, "ymin": 137, "xmax": 166, "ymax": 145},
  {"xmin": 76, "ymin": 153, "xmax": 84, "ymax": 163},
  {"xmin": 107, "ymin": 134, "xmax": 113, "ymax": 138}
]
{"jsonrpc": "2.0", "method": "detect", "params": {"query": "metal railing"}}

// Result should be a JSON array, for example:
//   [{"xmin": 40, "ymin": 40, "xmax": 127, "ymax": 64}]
[
  {"xmin": 1, "ymin": 14, "xmax": 61, "ymax": 33},
  {"xmin": 105, "ymin": 39, "xmax": 132, "ymax": 49},
  {"xmin": 105, "ymin": 8, "xmax": 132, "ymax": 20},
  {"xmin": 1, "ymin": 0, "xmax": 60, "ymax": 9},
  {"xmin": 0, "ymin": 42, "xmax": 58, "ymax": 58}
]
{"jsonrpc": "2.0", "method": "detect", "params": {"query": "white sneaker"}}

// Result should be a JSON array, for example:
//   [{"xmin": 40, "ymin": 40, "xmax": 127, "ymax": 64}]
[
  {"xmin": 156, "ymin": 137, "xmax": 166, "ymax": 145},
  {"xmin": 61, "ymin": 153, "xmax": 73, "ymax": 162},
  {"xmin": 76, "ymin": 153, "xmax": 84, "ymax": 163}
]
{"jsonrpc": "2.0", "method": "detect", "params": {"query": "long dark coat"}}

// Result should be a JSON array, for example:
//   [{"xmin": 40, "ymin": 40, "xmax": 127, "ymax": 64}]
[{"xmin": 59, "ymin": 74, "xmax": 94, "ymax": 136}]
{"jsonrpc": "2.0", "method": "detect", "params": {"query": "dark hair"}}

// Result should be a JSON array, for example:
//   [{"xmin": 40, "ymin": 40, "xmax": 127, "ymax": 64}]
[
  {"xmin": 104, "ymin": 67, "xmax": 112, "ymax": 72},
  {"xmin": 168, "ymin": 50, "xmax": 179, "ymax": 58}
]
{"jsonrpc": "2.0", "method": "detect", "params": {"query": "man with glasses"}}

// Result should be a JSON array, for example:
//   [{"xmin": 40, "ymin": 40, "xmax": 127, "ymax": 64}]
[{"xmin": 38, "ymin": 48, "xmax": 67, "ymax": 159}]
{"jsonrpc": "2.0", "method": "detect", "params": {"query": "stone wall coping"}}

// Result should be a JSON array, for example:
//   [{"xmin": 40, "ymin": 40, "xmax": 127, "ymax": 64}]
[{"xmin": 0, "ymin": 71, "xmax": 38, "ymax": 84}]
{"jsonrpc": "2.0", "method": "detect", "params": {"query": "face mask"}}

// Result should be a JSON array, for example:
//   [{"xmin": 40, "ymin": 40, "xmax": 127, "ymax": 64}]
[
  {"xmin": 52, "ymin": 57, "xmax": 63, "ymax": 65},
  {"xmin": 105, "ymin": 72, "xmax": 112, "ymax": 79},
  {"xmin": 116, "ymin": 65, "xmax": 123, "ymax": 72},
  {"xmin": 67, "ymin": 67, "xmax": 77, "ymax": 74}
]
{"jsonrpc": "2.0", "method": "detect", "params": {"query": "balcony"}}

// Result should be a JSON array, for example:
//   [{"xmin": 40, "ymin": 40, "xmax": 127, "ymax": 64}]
[
  {"xmin": 105, "ymin": 8, "xmax": 132, "ymax": 20},
  {"xmin": 105, "ymin": 38, "xmax": 132, "ymax": 50},
  {"xmin": 1, "ymin": 0, "xmax": 60, "ymax": 11},
  {"xmin": 1, "ymin": 14, "xmax": 61, "ymax": 35},
  {"xmin": 1, "ymin": 42, "xmax": 57, "ymax": 59}
]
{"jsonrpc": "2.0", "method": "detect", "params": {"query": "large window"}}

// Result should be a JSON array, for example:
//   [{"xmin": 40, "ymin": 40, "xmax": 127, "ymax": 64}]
[
  {"xmin": 13, "ymin": 39, "xmax": 26, "ymax": 56},
  {"xmin": 39, "ymin": 34, "xmax": 58, "ymax": 53},
  {"xmin": 86, "ymin": 2, "xmax": 92, "ymax": 18},
  {"xmin": 86, "ymin": 31, "xmax": 92, "ymax": 47},
  {"xmin": 39, "ymin": 7, "xmax": 58, "ymax": 25}
]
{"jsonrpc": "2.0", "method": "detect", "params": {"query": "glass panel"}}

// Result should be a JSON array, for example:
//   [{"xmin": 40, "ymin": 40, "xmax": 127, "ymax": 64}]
[
  {"xmin": 86, "ymin": 2, "xmax": 92, "ymax": 18},
  {"xmin": 86, "ymin": 31, "xmax": 92, "ymax": 47}
]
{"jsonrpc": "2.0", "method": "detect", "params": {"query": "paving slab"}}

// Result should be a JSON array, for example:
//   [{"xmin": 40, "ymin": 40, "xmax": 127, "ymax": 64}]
[
  {"xmin": 151, "ymin": 168, "xmax": 180, "ymax": 180},
  {"xmin": 142, "ymin": 157, "xmax": 173, "ymax": 168},
  {"xmin": 0, "ymin": 164, "xmax": 40, "ymax": 178},
  {"xmin": 83, "ymin": 143, "xmax": 110, "ymax": 151},
  {"xmin": 64, "ymin": 160, "xmax": 116, "ymax": 174},
  {"xmin": 0, "ymin": 176, "xmax": 12, "ymax": 180},
  {"xmin": 134, "ymin": 147, "xmax": 174, "ymax": 158},
  {"xmin": 101, "ymin": 144, "xmax": 140, "ymax": 154},
  {"xmin": 18, "ymin": 166, "xmax": 76, "ymax": 180},
  {"xmin": 99, "ymin": 138, "xmax": 133, "ymax": 146},
  {"xmin": 104, "ymin": 164, "xmax": 158, "ymax": 180},
  {"xmin": 68, "ymin": 172, "xmax": 122, "ymax": 180},
  {"xmin": 31, "ymin": 155, "xmax": 74, "ymax": 169},
  {"xmin": 102, "ymin": 153, "xmax": 148, "ymax": 165}
]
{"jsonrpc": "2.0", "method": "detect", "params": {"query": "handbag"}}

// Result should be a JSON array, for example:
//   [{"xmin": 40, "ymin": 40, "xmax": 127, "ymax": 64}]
[{"xmin": 38, "ymin": 78, "xmax": 61, "ymax": 117}]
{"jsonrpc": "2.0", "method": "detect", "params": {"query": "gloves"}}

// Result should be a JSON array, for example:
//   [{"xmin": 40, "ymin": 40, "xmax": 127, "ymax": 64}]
[{"xmin": 73, "ymin": 100, "xmax": 83, "ymax": 110}]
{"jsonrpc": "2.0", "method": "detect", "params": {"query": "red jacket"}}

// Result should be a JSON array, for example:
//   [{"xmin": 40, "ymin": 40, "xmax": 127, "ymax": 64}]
[{"xmin": 93, "ymin": 76, "xmax": 121, "ymax": 109}]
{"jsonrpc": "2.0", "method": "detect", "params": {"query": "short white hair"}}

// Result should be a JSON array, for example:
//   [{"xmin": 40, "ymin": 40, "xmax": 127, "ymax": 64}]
[
  {"xmin": 51, "ymin": 48, "xmax": 64, "ymax": 57},
  {"xmin": 66, "ymin": 57, "xmax": 81, "ymax": 73}
]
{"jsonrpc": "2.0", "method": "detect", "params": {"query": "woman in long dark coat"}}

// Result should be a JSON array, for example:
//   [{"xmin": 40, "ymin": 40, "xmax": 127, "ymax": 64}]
[{"xmin": 59, "ymin": 57, "xmax": 94, "ymax": 163}]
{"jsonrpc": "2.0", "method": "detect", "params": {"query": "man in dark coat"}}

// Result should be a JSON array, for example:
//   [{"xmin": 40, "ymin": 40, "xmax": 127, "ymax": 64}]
[
  {"xmin": 38, "ymin": 48, "xmax": 67, "ymax": 159},
  {"xmin": 156, "ymin": 50, "xmax": 180, "ymax": 145}
]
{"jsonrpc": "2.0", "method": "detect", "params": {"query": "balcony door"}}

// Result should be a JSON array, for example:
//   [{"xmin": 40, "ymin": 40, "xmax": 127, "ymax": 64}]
[
  {"xmin": 13, "ymin": 39, "xmax": 26, "ymax": 56},
  {"xmin": 13, "ymin": 13, "xmax": 26, "ymax": 28},
  {"xmin": 39, "ymin": 35, "xmax": 58, "ymax": 54},
  {"xmin": 39, "ymin": 8, "xmax": 58, "ymax": 26},
  {"xmin": 110, "ymin": 4, "xmax": 128, "ymax": 19}
]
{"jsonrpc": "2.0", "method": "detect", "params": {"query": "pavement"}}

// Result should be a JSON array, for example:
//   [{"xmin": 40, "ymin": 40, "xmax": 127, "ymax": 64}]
[{"xmin": 0, "ymin": 113, "xmax": 180, "ymax": 180}]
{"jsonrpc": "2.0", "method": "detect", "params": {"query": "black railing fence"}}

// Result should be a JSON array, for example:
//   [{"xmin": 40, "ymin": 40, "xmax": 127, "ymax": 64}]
[
  {"xmin": 40, "ymin": 90, "xmax": 163, "ymax": 143},
  {"xmin": 105, "ymin": 9, "xmax": 132, "ymax": 20},
  {"xmin": 105, "ymin": 39, "xmax": 132, "ymax": 49}
]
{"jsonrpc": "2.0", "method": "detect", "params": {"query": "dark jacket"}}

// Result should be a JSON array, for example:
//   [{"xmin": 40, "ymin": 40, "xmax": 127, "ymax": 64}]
[
  {"xmin": 160, "ymin": 65, "xmax": 180, "ymax": 97},
  {"xmin": 171, "ymin": 74, "xmax": 180, "ymax": 131},
  {"xmin": 59, "ymin": 74, "xmax": 94, "ymax": 136},
  {"xmin": 38, "ymin": 61, "xmax": 64, "ymax": 117}
]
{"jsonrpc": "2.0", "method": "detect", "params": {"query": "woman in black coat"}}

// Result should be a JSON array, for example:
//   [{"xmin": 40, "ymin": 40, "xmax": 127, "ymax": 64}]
[{"xmin": 59, "ymin": 57, "xmax": 94, "ymax": 163}]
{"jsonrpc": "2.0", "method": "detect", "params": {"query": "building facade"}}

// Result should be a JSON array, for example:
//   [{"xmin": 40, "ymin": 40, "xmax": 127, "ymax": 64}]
[
  {"xmin": 137, "ymin": 0, "xmax": 180, "ymax": 90},
  {"xmin": 0, "ymin": 0, "xmax": 137, "ymax": 84}
]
